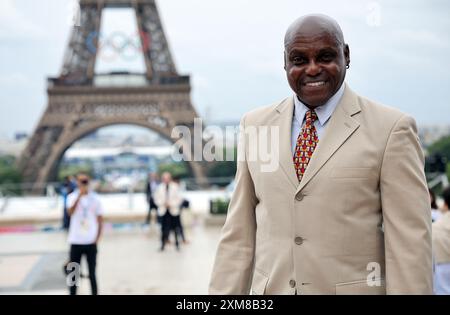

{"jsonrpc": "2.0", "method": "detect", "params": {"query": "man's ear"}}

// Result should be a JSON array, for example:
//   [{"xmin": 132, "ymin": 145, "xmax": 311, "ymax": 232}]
[
  {"xmin": 344, "ymin": 44, "xmax": 350, "ymax": 66},
  {"xmin": 283, "ymin": 51, "xmax": 287, "ymax": 70}
]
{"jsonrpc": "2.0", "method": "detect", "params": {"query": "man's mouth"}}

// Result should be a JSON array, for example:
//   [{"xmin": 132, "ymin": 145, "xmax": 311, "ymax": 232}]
[{"xmin": 304, "ymin": 81, "xmax": 327, "ymax": 87}]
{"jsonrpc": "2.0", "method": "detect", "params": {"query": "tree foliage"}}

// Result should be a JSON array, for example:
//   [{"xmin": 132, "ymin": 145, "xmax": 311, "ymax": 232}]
[
  {"xmin": 158, "ymin": 162, "xmax": 191, "ymax": 179},
  {"xmin": 427, "ymin": 135, "xmax": 450, "ymax": 162},
  {"xmin": 206, "ymin": 147, "xmax": 237, "ymax": 186},
  {"xmin": 0, "ymin": 155, "xmax": 22, "ymax": 195}
]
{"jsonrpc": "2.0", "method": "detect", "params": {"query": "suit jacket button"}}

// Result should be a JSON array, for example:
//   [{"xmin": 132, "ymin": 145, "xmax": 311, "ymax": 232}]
[
  {"xmin": 295, "ymin": 237, "xmax": 304, "ymax": 245},
  {"xmin": 295, "ymin": 194, "xmax": 304, "ymax": 201},
  {"xmin": 289, "ymin": 280, "xmax": 296, "ymax": 288}
]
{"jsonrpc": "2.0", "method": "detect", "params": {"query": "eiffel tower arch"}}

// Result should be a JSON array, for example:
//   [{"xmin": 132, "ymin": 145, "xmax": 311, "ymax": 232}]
[{"xmin": 18, "ymin": 0, "xmax": 207, "ymax": 194}]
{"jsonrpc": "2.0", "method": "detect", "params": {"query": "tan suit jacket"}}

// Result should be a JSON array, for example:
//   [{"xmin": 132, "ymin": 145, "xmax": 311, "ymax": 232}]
[
  {"xmin": 433, "ymin": 212, "xmax": 450, "ymax": 264},
  {"xmin": 209, "ymin": 84, "xmax": 433, "ymax": 295}
]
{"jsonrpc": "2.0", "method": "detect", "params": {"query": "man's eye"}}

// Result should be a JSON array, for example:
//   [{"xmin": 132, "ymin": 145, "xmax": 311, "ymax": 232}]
[
  {"xmin": 320, "ymin": 54, "xmax": 334, "ymax": 62},
  {"xmin": 292, "ymin": 57, "xmax": 305, "ymax": 64}
]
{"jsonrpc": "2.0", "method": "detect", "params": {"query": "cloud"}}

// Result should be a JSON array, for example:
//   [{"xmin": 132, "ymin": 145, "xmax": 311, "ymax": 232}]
[
  {"xmin": 192, "ymin": 74, "xmax": 210, "ymax": 89},
  {"xmin": 0, "ymin": 0, "xmax": 449, "ymax": 139},
  {"xmin": 0, "ymin": 72, "xmax": 31, "ymax": 86},
  {"xmin": 393, "ymin": 29, "xmax": 449, "ymax": 48},
  {"xmin": 0, "ymin": 0, "xmax": 46, "ymax": 40}
]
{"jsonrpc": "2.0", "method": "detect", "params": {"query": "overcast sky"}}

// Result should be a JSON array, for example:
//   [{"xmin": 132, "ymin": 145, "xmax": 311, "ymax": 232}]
[{"xmin": 0, "ymin": 0, "xmax": 449, "ymax": 139}]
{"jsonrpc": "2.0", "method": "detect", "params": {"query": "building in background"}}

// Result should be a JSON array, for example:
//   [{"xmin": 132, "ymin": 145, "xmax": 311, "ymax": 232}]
[{"xmin": 59, "ymin": 128, "xmax": 173, "ymax": 192}]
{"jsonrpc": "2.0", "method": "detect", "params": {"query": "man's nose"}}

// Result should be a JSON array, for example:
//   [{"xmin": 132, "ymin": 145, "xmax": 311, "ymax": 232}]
[{"xmin": 305, "ymin": 60, "xmax": 321, "ymax": 76}]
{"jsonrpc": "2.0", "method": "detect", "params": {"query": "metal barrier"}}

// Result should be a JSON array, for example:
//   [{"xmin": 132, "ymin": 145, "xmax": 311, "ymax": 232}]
[
  {"xmin": 0, "ymin": 177, "xmax": 234, "ymax": 215},
  {"xmin": 428, "ymin": 173, "xmax": 449, "ymax": 190}
]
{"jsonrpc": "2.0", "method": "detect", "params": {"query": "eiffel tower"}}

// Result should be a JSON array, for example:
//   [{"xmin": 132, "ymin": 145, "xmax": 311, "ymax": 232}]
[{"xmin": 18, "ymin": 0, "xmax": 206, "ymax": 193}]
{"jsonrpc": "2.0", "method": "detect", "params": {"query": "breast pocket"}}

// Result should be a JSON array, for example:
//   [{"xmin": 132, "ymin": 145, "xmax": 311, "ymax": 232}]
[
  {"xmin": 251, "ymin": 269, "xmax": 269, "ymax": 295},
  {"xmin": 330, "ymin": 167, "xmax": 375, "ymax": 179}
]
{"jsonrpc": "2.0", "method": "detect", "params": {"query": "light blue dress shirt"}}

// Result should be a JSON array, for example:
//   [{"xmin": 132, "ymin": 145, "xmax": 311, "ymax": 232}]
[{"xmin": 291, "ymin": 83, "xmax": 346, "ymax": 155}]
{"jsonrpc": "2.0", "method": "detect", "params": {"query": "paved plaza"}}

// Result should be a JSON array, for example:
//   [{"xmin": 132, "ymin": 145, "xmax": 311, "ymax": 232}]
[{"xmin": 0, "ymin": 221, "xmax": 223, "ymax": 295}]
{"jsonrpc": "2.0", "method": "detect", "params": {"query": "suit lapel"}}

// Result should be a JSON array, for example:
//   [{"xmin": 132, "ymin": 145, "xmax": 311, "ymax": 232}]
[
  {"xmin": 295, "ymin": 85, "xmax": 362, "ymax": 194},
  {"xmin": 274, "ymin": 97, "xmax": 299, "ymax": 189}
]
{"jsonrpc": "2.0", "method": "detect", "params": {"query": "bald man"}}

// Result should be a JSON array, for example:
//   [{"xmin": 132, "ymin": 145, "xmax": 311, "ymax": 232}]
[{"xmin": 209, "ymin": 14, "xmax": 432, "ymax": 295}]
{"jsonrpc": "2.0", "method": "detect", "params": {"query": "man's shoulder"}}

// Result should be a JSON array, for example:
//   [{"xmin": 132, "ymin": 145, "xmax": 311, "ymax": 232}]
[
  {"xmin": 66, "ymin": 190, "xmax": 79, "ymax": 208},
  {"xmin": 67, "ymin": 190, "xmax": 79, "ymax": 200},
  {"xmin": 358, "ymin": 90, "xmax": 408, "ymax": 119},
  {"xmin": 241, "ymin": 97, "xmax": 291, "ymax": 126},
  {"xmin": 354, "ymin": 91, "xmax": 416, "ymax": 130},
  {"xmin": 359, "ymin": 96, "xmax": 404, "ymax": 118}
]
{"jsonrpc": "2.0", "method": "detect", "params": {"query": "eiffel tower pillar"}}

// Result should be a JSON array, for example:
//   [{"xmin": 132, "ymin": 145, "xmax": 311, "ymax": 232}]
[{"xmin": 18, "ymin": 0, "xmax": 207, "ymax": 194}]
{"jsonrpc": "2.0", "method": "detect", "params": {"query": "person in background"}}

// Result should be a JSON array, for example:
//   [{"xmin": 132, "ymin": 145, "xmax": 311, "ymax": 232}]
[
  {"xmin": 172, "ymin": 176, "xmax": 189, "ymax": 244},
  {"xmin": 433, "ymin": 187, "xmax": 450, "ymax": 295},
  {"xmin": 145, "ymin": 172, "xmax": 159, "ymax": 226},
  {"xmin": 60, "ymin": 175, "xmax": 77, "ymax": 230},
  {"xmin": 66, "ymin": 173, "xmax": 104, "ymax": 295},
  {"xmin": 430, "ymin": 188, "xmax": 442, "ymax": 222},
  {"xmin": 154, "ymin": 172, "xmax": 182, "ymax": 251},
  {"xmin": 70, "ymin": 175, "xmax": 77, "ymax": 190}
]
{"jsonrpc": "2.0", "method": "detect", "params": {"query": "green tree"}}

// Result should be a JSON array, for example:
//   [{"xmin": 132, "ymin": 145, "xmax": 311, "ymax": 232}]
[
  {"xmin": 447, "ymin": 162, "xmax": 450, "ymax": 184},
  {"xmin": 427, "ymin": 136, "xmax": 450, "ymax": 192},
  {"xmin": 206, "ymin": 147, "xmax": 237, "ymax": 186},
  {"xmin": 0, "ymin": 155, "xmax": 23, "ymax": 195},
  {"xmin": 427, "ymin": 135, "xmax": 450, "ymax": 161},
  {"xmin": 158, "ymin": 162, "xmax": 191, "ymax": 179},
  {"xmin": 207, "ymin": 160, "xmax": 237, "ymax": 179},
  {"xmin": 58, "ymin": 165, "xmax": 94, "ymax": 181}
]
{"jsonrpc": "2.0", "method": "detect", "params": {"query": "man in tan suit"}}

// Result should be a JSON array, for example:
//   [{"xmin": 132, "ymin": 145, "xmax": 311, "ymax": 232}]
[{"xmin": 209, "ymin": 14, "xmax": 432, "ymax": 295}]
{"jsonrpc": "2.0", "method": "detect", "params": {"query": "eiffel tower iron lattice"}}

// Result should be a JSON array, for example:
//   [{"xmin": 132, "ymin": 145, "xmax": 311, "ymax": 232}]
[{"xmin": 18, "ymin": 0, "xmax": 207, "ymax": 194}]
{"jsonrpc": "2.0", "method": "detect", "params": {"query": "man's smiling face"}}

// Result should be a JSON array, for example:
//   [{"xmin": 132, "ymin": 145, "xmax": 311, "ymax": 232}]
[{"xmin": 284, "ymin": 17, "xmax": 350, "ymax": 108}]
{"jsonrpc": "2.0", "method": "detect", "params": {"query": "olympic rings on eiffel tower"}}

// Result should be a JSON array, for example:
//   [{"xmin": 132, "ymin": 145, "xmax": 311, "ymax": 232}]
[{"xmin": 86, "ymin": 30, "xmax": 151, "ymax": 62}]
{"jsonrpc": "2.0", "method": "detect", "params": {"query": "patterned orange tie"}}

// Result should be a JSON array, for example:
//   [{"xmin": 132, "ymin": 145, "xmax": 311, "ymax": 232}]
[{"xmin": 293, "ymin": 110, "xmax": 319, "ymax": 182}]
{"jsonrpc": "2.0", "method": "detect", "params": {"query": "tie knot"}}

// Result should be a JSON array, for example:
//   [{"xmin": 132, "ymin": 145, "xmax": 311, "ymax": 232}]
[{"xmin": 305, "ymin": 110, "xmax": 318, "ymax": 124}]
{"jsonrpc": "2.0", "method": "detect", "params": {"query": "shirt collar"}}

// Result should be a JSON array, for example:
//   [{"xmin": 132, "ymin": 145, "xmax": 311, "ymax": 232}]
[{"xmin": 293, "ymin": 83, "xmax": 346, "ymax": 126}]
